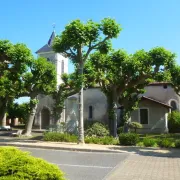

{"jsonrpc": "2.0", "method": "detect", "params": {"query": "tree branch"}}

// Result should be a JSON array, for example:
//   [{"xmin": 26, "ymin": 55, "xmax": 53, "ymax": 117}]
[{"xmin": 69, "ymin": 48, "xmax": 76, "ymax": 57}]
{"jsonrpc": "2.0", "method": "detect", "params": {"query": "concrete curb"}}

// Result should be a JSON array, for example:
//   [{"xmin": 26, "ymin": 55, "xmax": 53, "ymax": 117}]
[{"xmin": 0, "ymin": 142, "xmax": 126, "ymax": 154}]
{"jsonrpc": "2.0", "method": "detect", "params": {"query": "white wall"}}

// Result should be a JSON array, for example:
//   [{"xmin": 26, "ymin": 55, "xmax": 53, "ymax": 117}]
[
  {"xmin": 65, "ymin": 88, "xmax": 108, "ymax": 124},
  {"xmin": 143, "ymin": 84, "xmax": 180, "ymax": 110}
]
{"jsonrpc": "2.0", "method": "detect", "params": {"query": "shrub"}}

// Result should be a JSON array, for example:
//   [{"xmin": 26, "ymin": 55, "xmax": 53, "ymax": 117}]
[
  {"xmin": 0, "ymin": 147, "xmax": 65, "ymax": 180},
  {"xmin": 143, "ymin": 137, "xmax": 156, "ymax": 147},
  {"xmin": 117, "ymin": 126, "xmax": 124, "ymax": 134},
  {"xmin": 157, "ymin": 138, "xmax": 173, "ymax": 148},
  {"xmin": 119, "ymin": 133, "xmax": 139, "ymax": 146},
  {"xmin": 85, "ymin": 136, "xmax": 118, "ymax": 145},
  {"xmin": 168, "ymin": 111, "xmax": 180, "ymax": 133},
  {"xmin": 175, "ymin": 140, "xmax": 180, "ymax": 148},
  {"xmin": 84, "ymin": 120, "xmax": 100, "ymax": 130},
  {"xmin": 85, "ymin": 122, "xmax": 109, "ymax": 137},
  {"xmin": 44, "ymin": 132, "xmax": 78, "ymax": 142},
  {"xmin": 128, "ymin": 122, "xmax": 142, "ymax": 133}
]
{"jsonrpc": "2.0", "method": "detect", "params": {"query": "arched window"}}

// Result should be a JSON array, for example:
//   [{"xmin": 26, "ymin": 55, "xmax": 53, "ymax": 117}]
[
  {"xmin": 170, "ymin": 100, "xmax": 177, "ymax": 111},
  {"xmin": 89, "ymin": 106, "xmax": 93, "ymax": 119},
  {"xmin": 61, "ymin": 60, "xmax": 64, "ymax": 74}
]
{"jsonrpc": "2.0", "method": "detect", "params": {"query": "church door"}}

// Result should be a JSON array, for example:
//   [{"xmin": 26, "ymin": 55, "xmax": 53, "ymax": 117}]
[{"xmin": 41, "ymin": 108, "xmax": 50, "ymax": 129}]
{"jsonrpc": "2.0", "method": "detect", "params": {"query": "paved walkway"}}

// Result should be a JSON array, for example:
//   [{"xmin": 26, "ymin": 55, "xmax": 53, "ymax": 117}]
[{"xmin": 106, "ymin": 154, "xmax": 180, "ymax": 180}]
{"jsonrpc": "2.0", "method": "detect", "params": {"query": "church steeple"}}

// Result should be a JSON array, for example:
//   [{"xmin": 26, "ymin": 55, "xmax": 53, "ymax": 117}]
[
  {"xmin": 35, "ymin": 30, "xmax": 68, "ymax": 86},
  {"xmin": 36, "ymin": 31, "xmax": 56, "ymax": 54}
]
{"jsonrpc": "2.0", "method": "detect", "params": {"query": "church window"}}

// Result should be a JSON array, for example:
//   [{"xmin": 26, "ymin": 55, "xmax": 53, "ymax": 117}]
[
  {"xmin": 89, "ymin": 106, "xmax": 93, "ymax": 119},
  {"xmin": 139, "ymin": 108, "xmax": 149, "ymax": 124},
  {"xmin": 61, "ymin": 60, "xmax": 64, "ymax": 74},
  {"xmin": 170, "ymin": 100, "xmax": 177, "ymax": 111}
]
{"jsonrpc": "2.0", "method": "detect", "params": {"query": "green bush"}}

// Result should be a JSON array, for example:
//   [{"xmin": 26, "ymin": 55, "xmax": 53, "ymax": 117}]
[
  {"xmin": 128, "ymin": 122, "xmax": 142, "ymax": 133},
  {"xmin": 168, "ymin": 111, "xmax": 180, "ymax": 133},
  {"xmin": 44, "ymin": 132, "xmax": 78, "ymax": 142},
  {"xmin": 0, "ymin": 147, "xmax": 65, "ymax": 180},
  {"xmin": 157, "ymin": 138, "xmax": 173, "ymax": 148},
  {"xmin": 143, "ymin": 137, "xmax": 156, "ymax": 147},
  {"xmin": 119, "ymin": 133, "xmax": 139, "ymax": 146},
  {"xmin": 175, "ymin": 140, "xmax": 180, "ymax": 148},
  {"xmin": 84, "ymin": 120, "xmax": 100, "ymax": 130},
  {"xmin": 85, "ymin": 122, "xmax": 109, "ymax": 137},
  {"xmin": 117, "ymin": 126, "xmax": 124, "ymax": 134},
  {"xmin": 85, "ymin": 136, "xmax": 118, "ymax": 145}
]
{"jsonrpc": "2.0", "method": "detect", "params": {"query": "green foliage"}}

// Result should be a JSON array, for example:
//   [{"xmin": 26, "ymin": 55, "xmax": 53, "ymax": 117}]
[
  {"xmin": 7, "ymin": 102, "xmax": 30, "ymax": 124},
  {"xmin": 175, "ymin": 140, "xmax": 180, "ymax": 148},
  {"xmin": 157, "ymin": 138, "xmax": 173, "ymax": 148},
  {"xmin": 53, "ymin": 18, "xmax": 121, "ymax": 64},
  {"xmin": 168, "ymin": 111, "xmax": 180, "ymax": 133},
  {"xmin": 85, "ymin": 136, "xmax": 118, "ymax": 145},
  {"xmin": 53, "ymin": 18, "xmax": 121, "ymax": 143},
  {"xmin": 128, "ymin": 122, "xmax": 142, "ymax": 133},
  {"xmin": 52, "ymin": 73, "xmax": 81, "ymax": 121},
  {"xmin": 0, "ymin": 147, "xmax": 65, "ymax": 180},
  {"xmin": 117, "ymin": 126, "xmax": 124, "ymax": 134},
  {"xmin": 44, "ymin": 132, "xmax": 78, "ymax": 143},
  {"xmin": 84, "ymin": 120, "xmax": 101, "ymax": 130},
  {"xmin": 22, "ymin": 57, "xmax": 57, "ymax": 135},
  {"xmin": 169, "ymin": 64, "xmax": 180, "ymax": 94},
  {"xmin": 0, "ymin": 40, "xmax": 33, "ymax": 125},
  {"xmin": 22, "ymin": 57, "xmax": 57, "ymax": 96},
  {"xmin": 143, "ymin": 137, "xmax": 157, "ymax": 147},
  {"xmin": 85, "ymin": 122, "xmax": 109, "ymax": 137},
  {"xmin": 85, "ymin": 47, "xmax": 176, "ymax": 135},
  {"xmin": 119, "ymin": 133, "xmax": 139, "ymax": 146},
  {"xmin": 43, "ymin": 132, "xmax": 118, "ymax": 145}
]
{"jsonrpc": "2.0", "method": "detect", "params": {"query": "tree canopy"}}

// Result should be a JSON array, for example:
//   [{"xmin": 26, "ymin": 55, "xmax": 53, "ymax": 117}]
[
  {"xmin": 85, "ymin": 47, "xmax": 176, "ymax": 135},
  {"xmin": 21, "ymin": 57, "xmax": 57, "ymax": 135},
  {"xmin": 53, "ymin": 18, "xmax": 122, "ymax": 143},
  {"xmin": 0, "ymin": 40, "xmax": 33, "ymax": 126}
]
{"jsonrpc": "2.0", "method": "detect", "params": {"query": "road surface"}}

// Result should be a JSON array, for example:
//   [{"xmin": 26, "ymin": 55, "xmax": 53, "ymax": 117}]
[{"xmin": 20, "ymin": 147, "xmax": 129, "ymax": 180}]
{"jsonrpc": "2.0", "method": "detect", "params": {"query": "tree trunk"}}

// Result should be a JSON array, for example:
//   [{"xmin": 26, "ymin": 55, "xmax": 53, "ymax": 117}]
[
  {"xmin": 112, "ymin": 89, "xmax": 119, "ymax": 137},
  {"xmin": 113, "ymin": 101, "xmax": 118, "ymax": 137},
  {"xmin": 0, "ymin": 107, "xmax": 6, "ymax": 126},
  {"xmin": 78, "ymin": 62, "xmax": 84, "ymax": 144},
  {"xmin": 107, "ymin": 95, "xmax": 114, "ymax": 136},
  {"xmin": 23, "ymin": 97, "xmax": 38, "ymax": 136},
  {"xmin": 0, "ymin": 100, "xmax": 7, "ymax": 126},
  {"xmin": 107, "ymin": 93, "xmax": 118, "ymax": 137},
  {"xmin": 123, "ymin": 110, "xmax": 131, "ymax": 133}
]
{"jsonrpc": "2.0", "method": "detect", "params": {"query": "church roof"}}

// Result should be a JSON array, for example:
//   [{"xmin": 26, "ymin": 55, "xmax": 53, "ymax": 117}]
[
  {"xmin": 36, "ymin": 31, "xmax": 55, "ymax": 54},
  {"xmin": 141, "ymin": 96, "xmax": 172, "ymax": 108}
]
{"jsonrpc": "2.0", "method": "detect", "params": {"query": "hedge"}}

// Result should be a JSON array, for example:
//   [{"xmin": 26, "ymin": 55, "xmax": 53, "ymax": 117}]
[{"xmin": 0, "ymin": 147, "xmax": 65, "ymax": 180}]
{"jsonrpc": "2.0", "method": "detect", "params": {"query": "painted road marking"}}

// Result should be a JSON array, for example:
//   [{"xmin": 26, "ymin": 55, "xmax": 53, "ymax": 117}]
[{"xmin": 55, "ymin": 163, "xmax": 113, "ymax": 169}]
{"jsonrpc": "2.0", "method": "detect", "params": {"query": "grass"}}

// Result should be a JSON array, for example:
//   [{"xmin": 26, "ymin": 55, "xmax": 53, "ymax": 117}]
[
  {"xmin": 138, "ymin": 133, "xmax": 180, "ymax": 148},
  {"xmin": 139, "ymin": 133, "xmax": 180, "ymax": 140}
]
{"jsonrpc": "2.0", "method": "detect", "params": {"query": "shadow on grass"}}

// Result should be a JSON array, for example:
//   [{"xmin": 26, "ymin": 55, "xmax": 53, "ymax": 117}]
[{"xmin": 108, "ymin": 145, "xmax": 180, "ymax": 158}]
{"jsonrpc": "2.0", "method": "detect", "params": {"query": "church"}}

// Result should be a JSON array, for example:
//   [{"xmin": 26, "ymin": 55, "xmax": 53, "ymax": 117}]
[{"xmin": 34, "ymin": 32, "xmax": 180, "ymax": 134}]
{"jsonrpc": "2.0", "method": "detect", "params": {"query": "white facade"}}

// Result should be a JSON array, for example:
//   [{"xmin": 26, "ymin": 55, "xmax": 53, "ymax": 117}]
[{"xmin": 34, "ymin": 32, "xmax": 68, "ymax": 129}]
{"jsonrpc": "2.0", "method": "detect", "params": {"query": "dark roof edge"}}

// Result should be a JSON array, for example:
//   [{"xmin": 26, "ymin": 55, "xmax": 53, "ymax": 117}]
[
  {"xmin": 141, "ymin": 96, "xmax": 172, "ymax": 108},
  {"xmin": 148, "ymin": 82, "xmax": 172, "ymax": 86}
]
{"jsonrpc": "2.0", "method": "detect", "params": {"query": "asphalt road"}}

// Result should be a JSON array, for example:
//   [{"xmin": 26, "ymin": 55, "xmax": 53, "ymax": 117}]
[{"xmin": 20, "ymin": 147, "xmax": 129, "ymax": 180}]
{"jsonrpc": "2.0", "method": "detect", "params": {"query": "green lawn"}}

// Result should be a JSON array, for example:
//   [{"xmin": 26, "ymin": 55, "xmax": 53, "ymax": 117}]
[
  {"xmin": 138, "ymin": 133, "xmax": 180, "ymax": 148},
  {"xmin": 139, "ymin": 133, "xmax": 180, "ymax": 140}
]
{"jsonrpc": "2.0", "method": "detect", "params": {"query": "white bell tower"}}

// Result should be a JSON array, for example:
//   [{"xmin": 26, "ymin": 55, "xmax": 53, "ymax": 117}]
[
  {"xmin": 36, "ymin": 31, "xmax": 68, "ymax": 85},
  {"xmin": 34, "ymin": 30, "xmax": 68, "ymax": 129}
]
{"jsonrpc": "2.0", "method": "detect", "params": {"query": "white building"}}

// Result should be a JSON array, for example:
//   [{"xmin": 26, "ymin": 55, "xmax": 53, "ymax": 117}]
[
  {"xmin": 34, "ymin": 32, "xmax": 179, "ymax": 133},
  {"xmin": 34, "ymin": 31, "xmax": 68, "ymax": 129}
]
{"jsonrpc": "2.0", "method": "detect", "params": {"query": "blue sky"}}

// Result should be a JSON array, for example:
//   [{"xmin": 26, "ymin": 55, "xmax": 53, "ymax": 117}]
[{"xmin": 1, "ymin": 0, "xmax": 180, "ymax": 102}]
